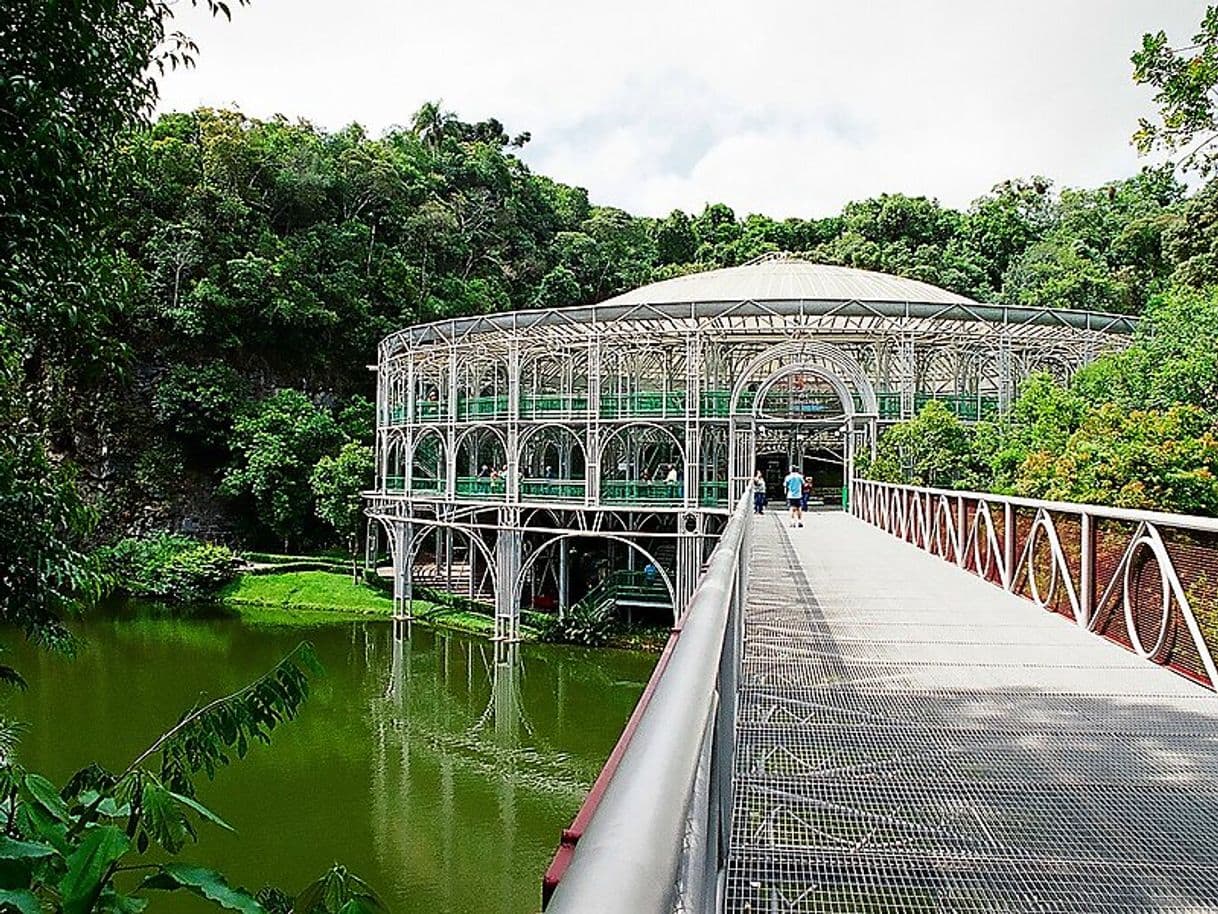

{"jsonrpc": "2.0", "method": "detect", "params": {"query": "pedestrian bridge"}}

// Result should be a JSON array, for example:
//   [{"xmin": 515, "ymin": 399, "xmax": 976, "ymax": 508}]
[{"xmin": 543, "ymin": 483, "xmax": 1218, "ymax": 913}]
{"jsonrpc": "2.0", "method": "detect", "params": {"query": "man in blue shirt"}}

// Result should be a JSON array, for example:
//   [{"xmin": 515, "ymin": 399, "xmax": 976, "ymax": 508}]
[{"xmin": 783, "ymin": 466, "xmax": 805, "ymax": 528}]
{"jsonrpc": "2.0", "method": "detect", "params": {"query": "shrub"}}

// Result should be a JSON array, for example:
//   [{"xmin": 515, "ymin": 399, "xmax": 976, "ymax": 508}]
[
  {"xmin": 536, "ymin": 601, "xmax": 618, "ymax": 647},
  {"xmin": 101, "ymin": 534, "xmax": 242, "ymax": 602}
]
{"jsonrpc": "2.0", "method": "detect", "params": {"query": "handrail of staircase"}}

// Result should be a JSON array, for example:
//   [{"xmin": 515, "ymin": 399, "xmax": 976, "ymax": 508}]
[{"xmin": 542, "ymin": 489, "xmax": 752, "ymax": 913}]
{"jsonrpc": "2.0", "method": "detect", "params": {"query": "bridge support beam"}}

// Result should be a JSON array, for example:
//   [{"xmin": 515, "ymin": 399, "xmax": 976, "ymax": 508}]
[{"xmin": 558, "ymin": 538, "xmax": 570, "ymax": 619}]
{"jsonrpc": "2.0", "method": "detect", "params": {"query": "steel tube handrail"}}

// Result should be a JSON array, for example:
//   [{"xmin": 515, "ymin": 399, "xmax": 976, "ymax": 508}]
[
  {"xmin": 856, "ymin": 478, "xmax": 1218, "ymax": 534},
  {"xmin": 544, "ymin": 490, "xmax": 750, "ymax": 914}
]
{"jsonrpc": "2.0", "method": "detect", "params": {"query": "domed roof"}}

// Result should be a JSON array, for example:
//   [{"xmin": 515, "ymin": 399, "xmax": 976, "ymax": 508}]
[
  {"xmin": 598, "ymin": 257, "xmax": 978, "ymax": 308},
  {"xmin": 380, "ymin": 253, "xmax": 1135, "ymax": 357}
]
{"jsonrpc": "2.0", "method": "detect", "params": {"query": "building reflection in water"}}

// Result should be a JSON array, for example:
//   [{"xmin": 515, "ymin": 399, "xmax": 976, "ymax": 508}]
[{"xmin": 366, "ymin": 619, "xmax": 617, "ymax": 913}]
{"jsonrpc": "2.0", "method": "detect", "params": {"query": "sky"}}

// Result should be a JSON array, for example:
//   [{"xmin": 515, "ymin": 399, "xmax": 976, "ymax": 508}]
[{"xmin": 157, "ymin": 0, "xmax": 1206, "ymax": 219}]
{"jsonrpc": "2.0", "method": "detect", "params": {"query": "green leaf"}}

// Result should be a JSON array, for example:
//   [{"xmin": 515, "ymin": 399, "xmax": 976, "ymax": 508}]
[
  {"xmin": 12, "ymin": 801, "xmax": 69, "ymax": 855},
  {"xmin": 141, "ymin": 864, "xmax": 265, "ymax": 914},
  {"xmin": 60, "ymin": 826, "xmax": 131, "ymax": 914},
  {"xmin": 140, "ymin": 780, "xmax": 191, "ymax": 852},
  {"xmin": 0, "ymin": 888, "xmax": 39, "ymax": 914},
  {"xmin": 294, "ymin": 866, "xmax": 384, "ymax": 914},
  {"xmin": 146, "ymin": 643, "xmax": 321, "ymax": 796},
  {"xmin": 22, "ymin": 774, "xmax": 69, "ymax": 822},
  {"xmin": 102, "ymin": 889, "xmax": 148, "ymax": 914},
  {"xmin": 0, "ymin": 667, "xmax": 28, "ymax": 692},
  {"xmin": 0, "ymin": 836, "xmax": 55, "ymax": 861},
  {"xmin": 169, "ymin": 791, "xmax": 235, "ymax": 833}
]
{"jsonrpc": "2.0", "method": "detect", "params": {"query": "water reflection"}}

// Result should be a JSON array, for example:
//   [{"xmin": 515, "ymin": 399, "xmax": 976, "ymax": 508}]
[
  {"xmin": 11, "ymin": 610, "xmax": 654, "ymax": 914},
  {"xmin": 367, "ymin": 621, "xmax": 625, "ymax": 911}
]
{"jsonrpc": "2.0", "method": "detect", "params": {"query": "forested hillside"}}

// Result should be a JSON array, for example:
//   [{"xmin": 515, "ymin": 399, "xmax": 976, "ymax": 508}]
[
  {"xmin": 8, "ymin": 2, "xmax": 1218, "ymax": 620},
  {"xmin": 33, "ymin": 103, "xmax": 1218, "ymax": 550}
]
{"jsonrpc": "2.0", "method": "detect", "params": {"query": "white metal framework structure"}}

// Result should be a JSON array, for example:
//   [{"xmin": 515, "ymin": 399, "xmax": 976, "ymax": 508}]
[{"xmin": 365, "ymin": 256, "xmax": 1135, "ymax": 638}]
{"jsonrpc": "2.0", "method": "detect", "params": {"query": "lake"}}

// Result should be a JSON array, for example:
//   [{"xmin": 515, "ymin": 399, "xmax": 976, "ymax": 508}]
[{"xmin": 8, "ymin": 606, "xmax": 656, "ymax": 913}]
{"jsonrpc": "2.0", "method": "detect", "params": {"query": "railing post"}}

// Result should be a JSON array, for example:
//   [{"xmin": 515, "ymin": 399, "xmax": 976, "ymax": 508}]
[
  {"xmin": 956, "ymin": 494, "xmax": 966, "ymax": 566},
  {"xmin": 1080, "ymin": 511, "xmax": 1094, "ymax": 627},
  {"xmin": 543, "ymin": 492, "xmax": 750, "ymax": 914},
  {"xmin": 1003, "ymin": 501, "xmax": 1015, "ymax": 591}
]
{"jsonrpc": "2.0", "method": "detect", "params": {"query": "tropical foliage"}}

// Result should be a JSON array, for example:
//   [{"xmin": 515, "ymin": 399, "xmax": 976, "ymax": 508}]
[
  {"xmin": 5, "ymin": 0, "xmax": 1218, "ymax": 906},
  {"xmin": 2, "ymin": 4, "xmax": 383, "ymax": 911},
  {"xmin": 99, "ymin": 534, "xmax": 242, "ymax": 603},
  {"xmin": 845, "ymin": 6, "xmax": 1218, "ymax": 518},
  {"xmin": 0, "ymin": 642, "xmax": 382, "ymax": 914},
  {"xmin": 866, "ymin": 285, "xmax": 1218, "ymax": 516}
]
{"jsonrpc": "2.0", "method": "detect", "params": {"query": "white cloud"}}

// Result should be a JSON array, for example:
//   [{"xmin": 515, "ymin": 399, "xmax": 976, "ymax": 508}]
[{"xmin": 157, "ymin": 0, "xmax": 1206, "ymax": 217}]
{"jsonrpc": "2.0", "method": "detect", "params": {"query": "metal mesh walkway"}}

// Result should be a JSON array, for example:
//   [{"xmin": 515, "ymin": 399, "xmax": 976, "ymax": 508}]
[{"xmin": 727, "ymin": 512, "xmax": 1218, "ymax": 913}]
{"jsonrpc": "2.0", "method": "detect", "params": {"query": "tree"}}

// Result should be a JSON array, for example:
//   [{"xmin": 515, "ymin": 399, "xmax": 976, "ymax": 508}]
[
  {"xmin": 0, "ymin": 342, "xmax": 100, "ymax": 650},
  {"xmin": 999, "ymin": 169, "xmax": 1182, "ymax": 313},
  {"xmin": 310, "ymin": 442, "xmax": 374, "ymax": 551},
  {"xmin": 979, "ymin": 373, "xmax": 1087, "ymax": 491},
  {"xmin": 1014, "ymin": 404, "xmax": 1218, "ymax": 515},
  {"xmin": 152, "ymin": 362, "xmax": 247, "ymax": 453},
  {"xmin": 965, "ymin": 177, "xmax": 1055, "ymax": 294},
  {"xmin": 533, "ymin": 265, "xmax": 582, "ymax": 307},
  {"xmin": 654, "ymin": 210, "xmax": 697, "ymax": 265},
  {"xmin": 1164, "ymin": 178, "xmax": 1218, "ymax": 288},
  {"xmin": 409, "ymin": 100, "xmax": 458, "ymax": 149},
  {"xmin": 1133, "ymin": 6, "xmax": 1218, "ymax": 174},
  {"xmin": 1133, "ymin": 285, "xmax": 1218, "ymax": 409},
  {"xmin": 859, "ymin": 401, "xmax": 983, "ymax": 489},
  {"xmin": 0, "ymin": 4, "xmax": 389, "ymax": 910},
  {"xmin": 221, "ymin": 391, "xmax": 345, "ymax": 549}
]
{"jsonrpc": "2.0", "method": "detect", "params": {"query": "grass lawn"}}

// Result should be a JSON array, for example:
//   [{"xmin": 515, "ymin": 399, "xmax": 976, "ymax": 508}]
[
  {"xmin": 219, "ymin": 570, "xmax": 537, "ymax": 639},
  {"xmin": 220, "ymin": 571, "xmax": 396, "ymax": 615}
]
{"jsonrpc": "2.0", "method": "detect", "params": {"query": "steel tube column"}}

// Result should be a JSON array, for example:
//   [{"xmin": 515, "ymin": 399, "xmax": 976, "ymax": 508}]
[{"xmin": 495, "ymin": 507, "xmax": 522, "ymax": 641}]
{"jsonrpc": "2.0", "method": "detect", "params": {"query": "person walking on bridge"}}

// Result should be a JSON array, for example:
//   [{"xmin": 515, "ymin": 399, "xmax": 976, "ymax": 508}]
[
  {"xmin": 783, "ymin": 466, "xmax": 805, "ymax": 528},
  {"xmin": 752, "ymin": 470, "xmax": 766, "ymax": 514}
]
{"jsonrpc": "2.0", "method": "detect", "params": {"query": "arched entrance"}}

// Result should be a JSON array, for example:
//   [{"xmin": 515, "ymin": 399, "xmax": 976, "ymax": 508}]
[{"xmin": 727, "ymin": 341, "xmax": 878, "ymax": 508}]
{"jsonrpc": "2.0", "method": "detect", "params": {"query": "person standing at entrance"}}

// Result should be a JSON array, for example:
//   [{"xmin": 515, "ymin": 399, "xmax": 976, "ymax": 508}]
[
  {"xmin": 752, "ymin": 470, "xmax": 766, "ymax": 515},
  {"xmin": 784, "ymin": 466, "xmax": 805, "ymax": 528}
]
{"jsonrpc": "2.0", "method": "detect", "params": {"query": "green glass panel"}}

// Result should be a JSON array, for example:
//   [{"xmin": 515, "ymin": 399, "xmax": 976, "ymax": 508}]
[
  {"xmin": 600, "ymin": 480, "xmax": 682, "ymax": 503},
  {"xmin": 520, "ymin": 480, "xmax": 585, "ymax": 500},
  {"xmin": 455, "ymin": 476, "xmax": 506, "ymax": 497}
]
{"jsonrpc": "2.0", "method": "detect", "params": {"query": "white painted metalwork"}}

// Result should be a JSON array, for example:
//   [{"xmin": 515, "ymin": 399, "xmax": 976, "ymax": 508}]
[
  {"xmin": 367, "ymin": 258, "xmax": 1133, "ymax": 639},
  {"xmin": 852, "ymin": 479, "xmax": 1218, "ymax": 689},
  {"xmin": 729, "ymin": 511, "xmax": 1218, "ymax": 912}
]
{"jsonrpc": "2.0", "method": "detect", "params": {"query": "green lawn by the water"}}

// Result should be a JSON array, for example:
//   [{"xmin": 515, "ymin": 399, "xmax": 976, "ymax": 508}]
[
  {"xmin": 221, "ymin": 570, "xmax": 396, "ymax": 614},
  {"xmin": 219, "ymin": 570, "xmax": 533, "ymax": 639}
]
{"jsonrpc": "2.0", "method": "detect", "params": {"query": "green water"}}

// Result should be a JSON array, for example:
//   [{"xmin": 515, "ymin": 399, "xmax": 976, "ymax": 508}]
[{"xmin": 6, "ymin": 607, "xmax": 656, "ymax": 913}]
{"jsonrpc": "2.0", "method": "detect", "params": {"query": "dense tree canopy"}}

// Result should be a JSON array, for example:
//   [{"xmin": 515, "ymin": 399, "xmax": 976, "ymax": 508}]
[
  {"xmin": 867, "ymin": 285, "xmax": 1218, "ymax": 516},
  {"xmin": 9, "ymin": 97, "xmax": 1211, "ymax": 544},
  {"xmin": 6, "ymin": 2, "xmax": 1218, "ymax": 585}
]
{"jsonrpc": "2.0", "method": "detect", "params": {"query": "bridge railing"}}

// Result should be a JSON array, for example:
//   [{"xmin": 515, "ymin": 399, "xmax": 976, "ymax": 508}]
[
  {"xmin": 852, "ymin": 478, "xmax": 1218, "ymax": 689},
  {"xmin": 542, "ymin": 490, "xmax": 751, "ymax": 914}
]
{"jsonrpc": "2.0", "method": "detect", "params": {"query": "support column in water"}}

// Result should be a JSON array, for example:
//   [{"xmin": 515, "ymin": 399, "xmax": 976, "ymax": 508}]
[
  {"xmin": 389, "ymin": 517, "xmax": 414, "ymax": 620},
  {"xmin": 675, "ymin": 512, "xmax": 702, "ymax": 619},
  {"xmin": 495, "ymin": 506, "xmax": 522, "ymax": 640},
  {"xmin": 558, "ymin": 537, "xmax": 569, "ymax": 619}
]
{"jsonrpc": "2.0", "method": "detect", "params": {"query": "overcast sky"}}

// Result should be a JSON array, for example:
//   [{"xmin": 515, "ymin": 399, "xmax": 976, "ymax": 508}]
[{"xmin": 157, "ymin": 0, "xmax": 1205, "ymax": 218}]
